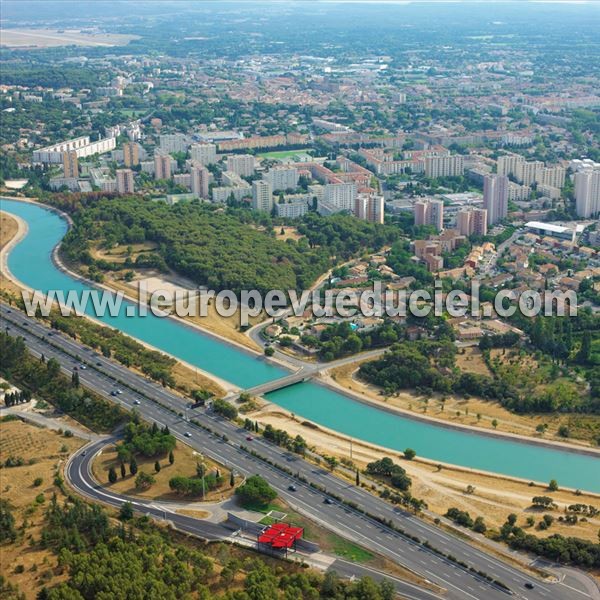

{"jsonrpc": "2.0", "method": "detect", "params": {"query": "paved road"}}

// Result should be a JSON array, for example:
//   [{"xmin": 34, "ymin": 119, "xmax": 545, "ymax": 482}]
[
  {"xmin": 2, "ymin": 303, "xmax": 596, "ymax": 600},
  {"xmin": 66, "ymin": 437, "xmax": 444, "ymax": 600}
]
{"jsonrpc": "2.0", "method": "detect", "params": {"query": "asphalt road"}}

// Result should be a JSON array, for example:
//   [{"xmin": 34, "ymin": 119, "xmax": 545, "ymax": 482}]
[
  {"xmin": 2, "ymin": 302, "xmax": 596, "ymax": 600},
  {"xmin": 65, "ymin": 438, "xmax": 444, "ymax": 600}
]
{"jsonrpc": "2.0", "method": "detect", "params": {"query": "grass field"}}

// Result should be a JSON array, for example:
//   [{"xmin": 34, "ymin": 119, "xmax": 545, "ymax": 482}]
[{"xmin": 257, "ymin": 150, "xmax": 311, "ymax": 160}]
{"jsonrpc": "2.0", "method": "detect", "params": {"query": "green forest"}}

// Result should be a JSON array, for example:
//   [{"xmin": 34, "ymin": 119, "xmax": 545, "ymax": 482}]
[
  {"xmin": 358, "ymin": 336, "xmax": 600, "ymax": 420},
  {"xmin": 8, "ymin": 493, "xmax": 397, "ymax": 599},
  {"xmin": 59, "ymin": 197, "xmax": 399, "ymax": 295}
]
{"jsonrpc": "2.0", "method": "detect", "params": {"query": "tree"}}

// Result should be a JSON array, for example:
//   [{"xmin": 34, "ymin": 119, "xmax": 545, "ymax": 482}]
[
  {"xmin": 120, "ymin": 462, "xmax": 127, "ymax": 479},
  {"xmin": 135, "ymin": 472, "xmax": 155, "ymax": 491},
  {"xmin": 130, "ymin": 457, "xmax": 138, "ymax": 476},
  {"xmin": 576, "ymin": 331, "xmax": 592, "ymax": 364},
  {"xmin": 472, "ymin": 516, "xmax": 487, "ymax": 533},
  {"xmin": 169, "ymin": 450, "xmax": 175, "ymax": 465},
  {"xmin": 356, "ymin": 469, "xmax": 360, "ymax": 486},
  {"xmin": 235, "ymin": 475, "xmax": 277, "ymax": 508},
  {"xmin": 230, "ymin": 471, "xmax": 235, "ymax": 488},
  {"xmin": 154, "ymin": 460, "xmax": 161, "ymax": 473},
  {"xmin": 118, "ymin": 501, "xmax": 133, "ymax": 521},
  {"xmin": 491, "ymin": 419, "xmax": 498, "ymax": 429},
  {"xmin": 71, "ymin": 371, "xmax": 79, "ymax": 387},
  {"xmin": 264, "ymin": 347, "xmax": 275, "ymax": 357},
  {"xmin": 548, "ymin": 479, "xmax": 559, "ymax": 492},
  {"xmin": 404, "ymin": 448, "xmax": 416, "ymax": 460},
  {"xmin": 108, "ymin": 467, "xmax": 118, "ymax": 484}
]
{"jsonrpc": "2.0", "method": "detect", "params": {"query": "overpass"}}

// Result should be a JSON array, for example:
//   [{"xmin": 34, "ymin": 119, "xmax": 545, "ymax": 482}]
[{"xmin": 244, "ymin": 368, "xmax": 318, "ymax": 397}]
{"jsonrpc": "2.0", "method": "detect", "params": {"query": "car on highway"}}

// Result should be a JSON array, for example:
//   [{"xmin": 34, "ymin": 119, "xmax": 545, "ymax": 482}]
[
  {"xmin": 246, "ymin": 435, "xmax": 253, "ymax": 441},
  {"xmin": 133, "ymin": 400, "xmax": 141, "ymax": 405},
  {"xmin": 81, "ymin": 451, "xmax": 86, "ymax": 457},
  {"xmin": 79, "ymin": 364, "xmax": 87, "ymax": 370},
  {"xmin": 288, "ymin": 484, "xmax": 297, "ymax": 492},
  {"xmin": 96, "ymin": 361, "xmax": 102, "ymax": 366},
  {"xmin": 524, "ymin": 583, "xmax": 534, "ymax": 590},
  {"xmin": 184, "ymin": 432, "xmax": 192, "ymax": 438},
  {"xmin": 116, "ymin": 389, "xmax": 123, "ymax": 394},
  {"xmin": 323, "ymin": 498, "xmax": 334, "ymax": 505},
  {"xmin": 110, "ymin": 391, "xmax": 117, "ymax": 396}
]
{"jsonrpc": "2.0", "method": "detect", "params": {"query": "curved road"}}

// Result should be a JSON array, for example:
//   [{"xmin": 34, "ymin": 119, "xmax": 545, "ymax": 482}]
[
  {"xmin": 65, "ymin": 438, "xmax": 445, "ymax": 600},
  {"xmin": 2, "ymin": 304, "xmax": 598, "ymax": 600}
]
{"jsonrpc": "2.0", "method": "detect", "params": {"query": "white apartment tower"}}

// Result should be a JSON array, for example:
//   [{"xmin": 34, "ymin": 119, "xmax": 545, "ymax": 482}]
[
  {"xmin": 190, "ymin": 143, "xmax": 217, "ymax": 166},
  {"xmin": 266, "ymin": 167, "xmax": 299, "ymax": 192},
  {"xmin": 324, "ymin": 182, "xmax": 357, "ymax": 212},
  {"xmin": 424, "ymin": 155, "xmax": 464, "ymax": 179},
  {"xmin": 483, "ymin": 174, "xmax": 509, "ymax": 225},
  {"xmin": 575, "ymin": 169, "xmax": 600, "ymax": 218},
  {"xmin": 252, "ymin": 180, "xmax": 273, "ymax": 213},
  {"xmin": 226, "ymin": 154, "xmax": 255, "ymax": 177}
]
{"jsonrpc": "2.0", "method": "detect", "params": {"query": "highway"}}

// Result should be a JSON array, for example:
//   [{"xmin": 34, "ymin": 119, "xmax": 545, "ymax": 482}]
[
  {"xmin": 2, "ymin": 302, "xmax": 597, "ymax": 600},
  {"xmin": 65, "ymin": 438, "xmax": 445, "ymax": 600}
]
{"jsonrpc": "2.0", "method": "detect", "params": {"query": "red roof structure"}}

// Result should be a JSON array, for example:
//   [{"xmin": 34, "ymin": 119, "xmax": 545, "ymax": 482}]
[{"xmin": 257, "ymin": 523, "xmax": 303, "ymax": 553}]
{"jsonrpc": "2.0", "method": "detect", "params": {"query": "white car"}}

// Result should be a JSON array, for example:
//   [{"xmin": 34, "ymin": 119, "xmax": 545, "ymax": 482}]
[
  {"xmin": 133, "ymin": 400, "xmax": 141, "ymax": 405},
  {"xmin": 184, "ymin": 432, "xmax": 192, "ymax": 438}
]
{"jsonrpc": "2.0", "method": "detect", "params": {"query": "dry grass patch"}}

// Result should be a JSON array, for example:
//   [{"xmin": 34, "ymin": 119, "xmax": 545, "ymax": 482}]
[
  {"xmin": 92, "ymin": 440, "xmax": 242, "ymax": 502},
  {"xmin": 0, "ymin": 419, "xmax": 87, "ymax": 598},
  {"xmin": 274, "ymin": 225, "xmax": 303, "ymax": 242},
  {"xmin": 0, "ymin": 212, "xmax": 19, "ymax": 250}
]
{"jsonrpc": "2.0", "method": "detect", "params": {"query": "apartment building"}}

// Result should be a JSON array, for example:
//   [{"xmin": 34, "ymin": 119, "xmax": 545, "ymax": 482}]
[
  {"xmin": 154, "ymin": 151, "xmax": 172, "ymax": 180},
  {"xmin": 116, "ymin": 169, "xmax": 135, "ymax": 194},
  {"xmin": 456, "ymin": 207, "xmax": 488, "ymax": 237},
  {"xmin": 323, "ymin": 182, "xmax": 357, "ymax": 212},
  {"xmin": 575, "ymin": 168, "xmax": 600, "ymax": 218},
  {"xmin": 424, "ymin": 155, "xmax": 464, "ymax": 178},
  {"xmin": 252, "ymin": 180, "xmax": 273, "ymax": 212},
  {"xmin": 483, "ymin": 174, "xmax": 508, "ymax": 225},
  {"xmin": 190, "ymin": 142, "xmax": 218, "ymax": 166},
  {"xmin": 123, "ymin": 142, "xmax": 140, "ymax": 167},
  {"xmin": 275, "ymin": 200, "xmax": 308, "ymax": 219},
  {"xmin": 266, "ymin": 167, "xmax": 299, "ymax": 192},
  {"xmin": 62, "ymin": 151, "xmax": 79, "ymax": 179},
  {"xmin": 226, "ymin": 154, "xmax": 255, "ymax": 177},
  {"xmin": 33, "ymin": 136, "xmax": 116, "ymax": 164},
  {"xmin": 355, "ymin": 194, "xmax": 385, "ymax": 224},
  {"xmin": 191, "ymin": 165, "xmax": 210, "ymax": 199},
  {"xmin": 159, "ymin": 133, "xmax": 191, "ymax": 154},
  {"xmin": 414, "ymin": 199, "xmax": 444, "ymax": 231}
]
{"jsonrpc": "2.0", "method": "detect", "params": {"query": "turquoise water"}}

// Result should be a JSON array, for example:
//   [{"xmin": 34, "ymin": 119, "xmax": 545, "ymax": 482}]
[
  {"xmin": 1, "ymin": 199, "xmax": 285, "ymax": 388},
  {"xmin": 2, "ymin": 198, "xmax": 599, "ymax": 491}
]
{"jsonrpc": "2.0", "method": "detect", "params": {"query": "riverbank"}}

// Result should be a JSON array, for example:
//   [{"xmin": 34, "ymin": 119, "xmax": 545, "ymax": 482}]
[
  {"xmin": 2, "ymin": 197, "xmax": 599, "ymax": 494},
  {"xmin": 249, "ymin": 405, "xmax": 600, "ymax": 543},
  {"xmin": 325, "ymin": 357, "xmax": 600, "ymax": 450},
  {"xmin": 0, "ymin": 207, "xmax": 228, "ymax": 398}
]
